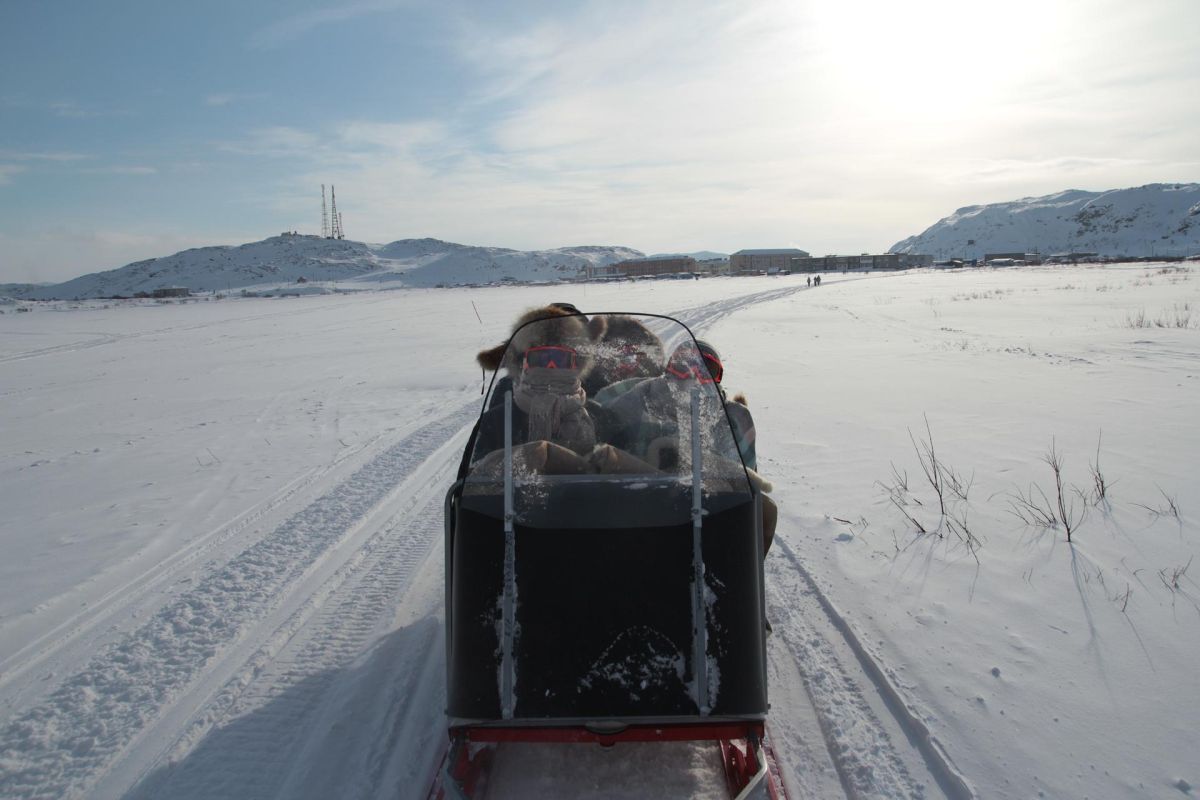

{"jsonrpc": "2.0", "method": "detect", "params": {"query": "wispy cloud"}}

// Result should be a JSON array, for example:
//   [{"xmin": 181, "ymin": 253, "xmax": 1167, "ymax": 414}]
[
  {"xmin": 0, "ymin": 164, "xmax": 27, "ymax": 184},
  {"xmin": 50, "ymin": 101, "xmax": 102, "ymax": 118},
  {"xmin": 80, "ymin": 165, "xmax": 159, "ymax": 176},
  {"xmin": 47, "ymin": 100, "xmax": 132, "ymax": 119},
  {"xmin": 950, "ymin": 157, "xmax": 1149, "ymax": 184},
  {"xmin": 0, "ymin": 150, "xmax": 89, "ymax": 162},
  {"xmin": 205, "ymin": 91, "xmax": 266, "ymax": 107},
  {"xmin": 217, "ymin": 126, "xmax": 327, "ymax": 159},
  {"xmin": 249, "ymin": 0, "xmax": 411, "ymax": 48}
]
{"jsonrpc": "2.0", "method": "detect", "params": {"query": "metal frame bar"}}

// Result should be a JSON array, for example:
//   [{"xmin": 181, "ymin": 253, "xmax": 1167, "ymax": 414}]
[
  {"xmin": 500, "ymin": 390, "xmax": 516, "ymax": 719},
  {"xmin": 459, "ymin": 720, "xmax": 764, "ymax": 745},
  {"xmin": 689, "ymin": 385, "xmax": 710, "ymax": 715}
]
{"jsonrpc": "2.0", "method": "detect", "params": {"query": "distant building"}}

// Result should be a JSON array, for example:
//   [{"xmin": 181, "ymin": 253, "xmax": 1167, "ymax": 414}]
[
  {"xmin": 1045, "ymin": 252, "xmax": 1100, "ymax": 264},
  {"xmin": 694, "ymin": 257, "xmax": 730, "ymax": 276},
  {"xmin": 151, "ymin": 287, "xmax": 191, "ymax": 298},
  {"xmin": 586, "ymin": 255, "xmax": 697, "ymax": 279},
  {"xmin": 790, "ymin": 253, "xmax": 932, "ymax": 272},
  {"xmin": 984, "ymin": 252, "xmax": 1042, "ymax": 265},
  {"xmin": 729, "ymin": 248, "xmax": 810, "ymax": 273}
]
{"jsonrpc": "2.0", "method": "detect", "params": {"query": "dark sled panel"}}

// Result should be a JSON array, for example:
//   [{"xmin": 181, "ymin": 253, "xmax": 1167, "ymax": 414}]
[
  {"xmin": 446, "ymin": 494, "xmax": 768, "ymax": 721},
  {"xmin": 702, "ymin": 500, "xmax": 768, "ymax": 716},
  {"xmin": 446, "ymin": 507, "xmax": 504, "ymax": 718},
  {"xmin": 512, "ymin": 521, "xmax": 698, "ymax": 718}
]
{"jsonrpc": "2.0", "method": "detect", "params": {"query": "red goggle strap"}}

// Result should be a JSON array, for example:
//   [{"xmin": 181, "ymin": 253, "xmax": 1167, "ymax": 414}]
[
  {"xmin": 666, "ymin": 359, "xmax": 716, "ymax": 383},
  {"xmin": 702, "ymin": 352, "xmax": 723, "ymax": 383},
  {"xmin": 523, "ymin": 345, "xmax": 578, "ymax": 370}
]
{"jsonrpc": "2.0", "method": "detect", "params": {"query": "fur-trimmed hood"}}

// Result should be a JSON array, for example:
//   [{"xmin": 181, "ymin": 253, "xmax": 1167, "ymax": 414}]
[
  {"xmin": 476, "ymin": 305, "xmax": 606, "ymax": 375},
  {"xmin": 582, "ymin": 314, "xmax": 665, "ymax": 394}
]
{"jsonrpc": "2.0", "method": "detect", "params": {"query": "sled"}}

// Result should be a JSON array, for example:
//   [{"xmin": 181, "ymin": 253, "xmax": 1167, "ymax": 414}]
[{"xmin": 430, "ymin": 313, "xmax": 786, "ymax": 799}]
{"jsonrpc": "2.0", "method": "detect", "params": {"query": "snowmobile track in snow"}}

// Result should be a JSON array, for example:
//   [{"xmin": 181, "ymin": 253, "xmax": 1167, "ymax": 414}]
[
  {"xmin": 768, "ymin": 538, "xmax": 974, "ymax": 800},
  {"xmin": 120, "ymin": 441, "xmax": 459, "ymax": 800},
  {"xmin": 0, "ymin": 296, "xmax": 390, "ymax": 365},
  {"xmin": 669, "ymin": 284, "xmax": 812, "ymax": 336},
  {"xmin": 0, "ymin": 398, "xmax": 478, "ymax": 800},
  {"xmin": 0, "ymin": 428, "xmax": 393, "ymax": 704}
]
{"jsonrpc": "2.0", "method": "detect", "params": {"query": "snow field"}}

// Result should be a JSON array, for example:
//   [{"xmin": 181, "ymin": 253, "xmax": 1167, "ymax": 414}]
[{"xmin": 0, "ymin": 266, "xmax": 1196, "ymax": 798}]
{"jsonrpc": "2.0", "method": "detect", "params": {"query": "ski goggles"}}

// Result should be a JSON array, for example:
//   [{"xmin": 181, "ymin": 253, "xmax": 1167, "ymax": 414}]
[
  {"xmin": 612, "ymin": 343, "xmax": 650, "ymax": 375},
  {"xmin": 523, "ymin": 345, "xmax": 579, "ymax": 371},
  {"xmin": 665, "ymin": 348, "xmax": 723, "ymax": 384}
]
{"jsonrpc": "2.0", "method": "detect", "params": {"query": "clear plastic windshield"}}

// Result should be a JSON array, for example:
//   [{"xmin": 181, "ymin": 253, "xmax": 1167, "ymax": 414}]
[{"xmin": 463, "ymin": 313, "xmax": 752, "ymax": 524}]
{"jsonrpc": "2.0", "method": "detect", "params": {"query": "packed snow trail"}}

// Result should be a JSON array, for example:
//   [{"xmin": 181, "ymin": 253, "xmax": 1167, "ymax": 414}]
[
  {"xmin": 120, "ymin": 450, "xmax": 457, "ymax": 799},
  {"xmin": 767, "ymin": 537, "xmax": 974, "ymax": 799},
  {"xmin": 0, "ymin": 400, "xmax": 477, "ymax": 800}
]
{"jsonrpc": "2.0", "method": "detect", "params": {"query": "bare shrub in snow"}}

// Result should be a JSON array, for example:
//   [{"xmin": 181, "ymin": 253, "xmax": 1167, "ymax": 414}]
[
  {"xmin": 1135, "ymin": 487, "xmax": 1182, "ymax": 520},
  {"xmin": 1088, "ymin": 432, "xmax": 1113, "ymax": 507},
  {"xmin": 1007, "ymin": 484, "xmax": 1058, "ymax": 529},
  {"xmin": 1158, "ymin": 557, "xmax": 1192, "ymax": 592},
  {"xmin": 1124, "ymin": 308, "xmax": 1150, "ymax": 328},
  {"xmin": 910, "ymin": 416, "xmax": 946, "ymax": 518},
  {"xmin": 1006, "ymin": 439, "xmax": 1089, "ymax": 542},
  {"xmin": 1124, "ymin": 303, "xmax": 1196, "ymax": 329},
  {"xmin": 882, "ymin": 417, "xmax": 981, "ymax": 560},
  {"xmin": 1043, "ymin": 439, "xmax": 1086, "ymax": 542}
]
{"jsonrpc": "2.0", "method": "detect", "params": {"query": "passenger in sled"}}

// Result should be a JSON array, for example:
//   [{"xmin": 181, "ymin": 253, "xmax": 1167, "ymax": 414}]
[
  {"xmin": 597, "ymin": 336, "xmax": 777, "ymax": 554},
  {"xmin": 471, "ymin": 305, "xmax": 603, "ymax": 475},
  {"xmin": 473, "ymin": 306, "xmax": 676, "ymax": 476}
]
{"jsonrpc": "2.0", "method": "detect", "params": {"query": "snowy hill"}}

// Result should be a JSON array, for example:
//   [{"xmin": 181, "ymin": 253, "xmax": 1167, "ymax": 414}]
[
  {"xmin": 649, "ymin": 250, "xmax": 729, "ymax": 261},
  {"xmin": 891, "ymin": 183, "xmax": 1200, "ymax": 260},
  {"xmin": 12, "ymin": 235, "xmax": 644, "ymax": 300}
]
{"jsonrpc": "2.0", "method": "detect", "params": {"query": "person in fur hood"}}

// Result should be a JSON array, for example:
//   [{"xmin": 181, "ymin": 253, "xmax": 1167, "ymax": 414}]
[
  {"xmin": 583, "ymin": 314, "xmax": 665, "ymax": 398},
  {"xmin": 471, "ymin": 305, "xmax": 606, "ymax": 462}
]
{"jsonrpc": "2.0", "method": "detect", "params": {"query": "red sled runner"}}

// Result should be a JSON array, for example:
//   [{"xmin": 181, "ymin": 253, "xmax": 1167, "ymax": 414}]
[{"xmin": 428, "ymin": 313, "xmax": 788, "ymax": 799}]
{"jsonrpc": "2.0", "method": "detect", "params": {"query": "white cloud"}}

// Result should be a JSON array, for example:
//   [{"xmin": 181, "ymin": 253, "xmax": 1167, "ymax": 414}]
[{"xmin": 0, "ymin": 164, "xmax": 26, "ymax": 184}]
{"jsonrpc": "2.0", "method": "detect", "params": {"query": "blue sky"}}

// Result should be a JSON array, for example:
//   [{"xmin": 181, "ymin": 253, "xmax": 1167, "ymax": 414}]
[{"xmin": 2, "ymin": 0, "xmax": 1199, "ymax": 283}]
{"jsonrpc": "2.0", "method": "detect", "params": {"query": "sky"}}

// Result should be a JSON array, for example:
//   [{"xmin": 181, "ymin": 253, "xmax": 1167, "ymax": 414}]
[{"xmin": 2, "ymin": 0, "xmax": 1199, "ymax": 284}]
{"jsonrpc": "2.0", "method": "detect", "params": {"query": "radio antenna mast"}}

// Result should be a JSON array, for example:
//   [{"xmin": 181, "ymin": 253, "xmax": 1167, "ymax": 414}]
[
  {"xmin": 330, "ymin": 185, "xmax": 343, "ymax": 240},
  {"xmin": 321, "ymin": 185, "xmax": 329, "ymax": 238}
]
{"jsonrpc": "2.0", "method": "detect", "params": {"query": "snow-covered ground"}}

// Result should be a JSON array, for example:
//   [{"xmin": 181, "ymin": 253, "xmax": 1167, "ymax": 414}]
[{"xmin": 0, "ymin": 265, "xmax": 1197, "ymax": 799}]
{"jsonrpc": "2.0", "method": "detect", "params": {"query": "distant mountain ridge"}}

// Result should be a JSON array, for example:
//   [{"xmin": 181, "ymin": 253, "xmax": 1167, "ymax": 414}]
[
  {"xmin": 892, "ymin": 183, "xmax": 1200, "ymax": 260},
  {"xmin": 5, "ymin": 236, "xmax": 645, "ymax": 300}
]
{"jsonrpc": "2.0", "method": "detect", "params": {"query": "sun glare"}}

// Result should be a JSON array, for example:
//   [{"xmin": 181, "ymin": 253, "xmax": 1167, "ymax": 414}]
[{"xmin": 801, "ymin": 0, "xmax": 1064, "ymax": 115}]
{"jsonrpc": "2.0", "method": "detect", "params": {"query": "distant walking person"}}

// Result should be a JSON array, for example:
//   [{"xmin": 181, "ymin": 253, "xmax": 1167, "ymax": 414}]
[{"xmin": 806, "ymin": 275, "xmax": 811, "ymax": 287}]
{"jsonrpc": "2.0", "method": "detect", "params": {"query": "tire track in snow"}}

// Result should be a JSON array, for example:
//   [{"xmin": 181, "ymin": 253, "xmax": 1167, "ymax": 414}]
[
  {"xmin": 123, "ymin": 449, "xmax": 456, "ymax": 800},
  {"xmin": 0, "ymin": 297, "xmax": 389, "ymax": 364},
  {"xmin": 768, "ymin": 539, "xmax": 974, "ymax": 800},
  {"xmin": 0, "ymin": 399, "xmax": 478, "ymax": 800},
  {"xmin": 0, "ymin": 429, "xmax": 387, "ymax": 701},
  {"xmin": 669, "ymin": 284, "xmax": 812, "ymax": 336}
]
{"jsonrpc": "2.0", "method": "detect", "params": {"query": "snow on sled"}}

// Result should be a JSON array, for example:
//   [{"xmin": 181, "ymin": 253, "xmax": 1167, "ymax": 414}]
[{"xmin": 430, "ymin": 312, "xmax": 787, "ymax": 799}]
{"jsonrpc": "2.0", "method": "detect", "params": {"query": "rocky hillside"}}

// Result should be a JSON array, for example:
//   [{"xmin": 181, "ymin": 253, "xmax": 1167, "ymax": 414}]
[
  {"xmin": 8, "ymin": 236, "xmax": 644, "ymax": 300},
  {"xmin": 891, "ymin": 183, "xmax": 1200, "ymax": 260}
]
